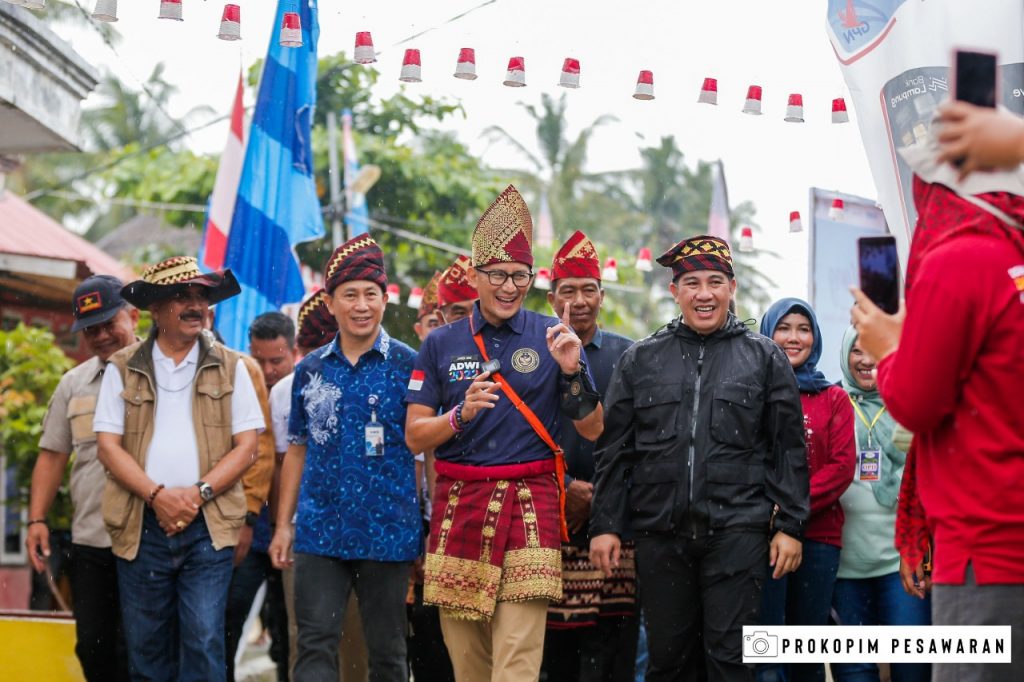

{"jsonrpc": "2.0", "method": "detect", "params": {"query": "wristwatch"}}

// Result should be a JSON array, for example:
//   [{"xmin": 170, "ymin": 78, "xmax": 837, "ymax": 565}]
[
  {"xmin": 244, "ymin": 511, "xmax": 260, "ymax": 527},
  {"xmin": 196, "ymin": 481, "xmax": 215, "ymax": 503}
]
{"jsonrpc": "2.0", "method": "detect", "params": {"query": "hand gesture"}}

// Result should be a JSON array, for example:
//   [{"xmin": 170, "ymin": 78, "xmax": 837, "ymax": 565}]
[
  {"xmin": 26, "ymin": 523, "xmax": 51, "ymax": 573},
  {"xmin": 546, "ymin": 307, "xmax": 582, "ymax": 374},
  {"xmin": 269, "ymin": 524, "xmax": 294, "ymax": 569},
  {"xmin": 153, "ymin": 486, "xmax": 200, "ymax": 536},
  {"xmin": 936, "ymin": 101, "xmax": 1024, "ymax": 180},
  {"xmin": 849, "ymin": 287, "xmax": 906, "ymax": 363},
  {"xmin": 460, "ymin": 370, "xmax": 501, "ymax": 422}
]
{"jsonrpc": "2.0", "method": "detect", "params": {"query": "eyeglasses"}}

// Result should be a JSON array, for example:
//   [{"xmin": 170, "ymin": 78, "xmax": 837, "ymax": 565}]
[
  {"xmin": 171, "ymin": 288, "xmax": 209, "ymax": 304},
  {"xmin": 81, "ymin": 319, "xmax": 118, "ymax": 338},
  {"xmin": 475, "ymin": 269, "xmax": 534, "ymax": 288}
]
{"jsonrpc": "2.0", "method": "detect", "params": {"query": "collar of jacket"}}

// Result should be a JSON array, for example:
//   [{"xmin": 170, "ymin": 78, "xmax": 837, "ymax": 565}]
[
  {"xmin": 669, "ymin": 313, "xmax": 747, "ymax": 343},
  {"xmin": 126, "ymin": 329, "xmax": 225, "ymax": 380}
]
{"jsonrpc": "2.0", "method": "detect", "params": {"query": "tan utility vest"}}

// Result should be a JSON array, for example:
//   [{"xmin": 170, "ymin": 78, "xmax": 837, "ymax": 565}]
[{"xmin": 102, "ymin": 333, "xmax": 247, "ymax": 560}]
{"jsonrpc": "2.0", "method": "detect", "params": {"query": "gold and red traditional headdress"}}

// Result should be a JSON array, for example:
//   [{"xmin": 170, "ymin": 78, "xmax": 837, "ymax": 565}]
[
  {"xmin": 471, "ymin": 185, "xmax": 534, "ymax": 267},
  {"xmin": 296, "ymin": 290, "xmax": 338, "ymax": 350},
  {"xmin": 656, "ymin": 235, "xmax": 734, "ymax": 279},
  {"xmin": 551, "ymin": 230, "xmax": 601, "ymax": 282},
  {"xmin": 417, "ymin": 271, "xmax": 442, "ymax": 320},
  {"xmin": 324, "ymin": 235, "xmax": 387, "ymax": 294},
  {"xmin": 437, "ymin": 255, "xmax": 477, "ymax": 307}
]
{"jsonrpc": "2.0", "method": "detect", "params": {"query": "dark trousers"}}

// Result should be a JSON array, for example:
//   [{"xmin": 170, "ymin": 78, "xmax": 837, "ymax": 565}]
[
  {"xmin": 70, "ymin": 543, "xmax": 131, "ymax": 682},
  {"xmin": 756, "ymin": 540, "xmax": 840, "ymax": 682},
  {"xmin": 225, "ymin": 549, "xmax": 290, "ymax": 681},
  {"xmin": 29, "ymin": 529, "xmax": 72, "ymax": 611},
  {"xmin": 542, "ymin": 614, "xmax": 641, "ymax": 682},
  {"xmin": 293, "ymin": 553, "xmax": 410, "ymax": 682},
  {"xmin": 635, "ymin": 530, "xmax": 767, "ymax": 682},
  {"xmin": 407, "ymin": 582, "xmax": 455, "ymax": 682}
]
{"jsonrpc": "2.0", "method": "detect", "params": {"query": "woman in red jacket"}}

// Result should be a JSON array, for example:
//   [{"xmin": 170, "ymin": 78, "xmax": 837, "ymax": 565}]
[{"xmin": 757, "ymin": 298, "xmax": 856, "ymax": 682}]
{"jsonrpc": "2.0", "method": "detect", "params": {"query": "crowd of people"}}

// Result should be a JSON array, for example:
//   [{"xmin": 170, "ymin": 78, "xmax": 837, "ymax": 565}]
[{"xmin": 22, "ymin": 100, "xmax": 1023, "ymax": 682}]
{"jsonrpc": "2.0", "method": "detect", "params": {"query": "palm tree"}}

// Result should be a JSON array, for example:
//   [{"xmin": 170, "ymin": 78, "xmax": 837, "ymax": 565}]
[{"xmin": 483, "ymin": 93, "xmax": 617, "ymax": 242}]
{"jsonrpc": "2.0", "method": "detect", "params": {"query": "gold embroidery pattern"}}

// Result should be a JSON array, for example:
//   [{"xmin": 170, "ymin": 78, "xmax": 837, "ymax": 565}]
[
  {"xmin": 325, "ymin": 236, "xmax": 377, "ymax": 280},
  {"xmin": 424, "ymin": 552, "xmax": 502, "ymax": 621},
  {"xmin": 515, "ymin": 480, "xmax": 541, "ymax": 548},
  {"xmin": 496, "ymin": 548, "xmax": 563, "ymax": 603},
  {"xmin": 669, "ymin": 237, "xmax": 733, "ymax": 266},
  {"xmin": 297, "ymin": 291, "xmax": 329, "ymax": 328},
  {"xmin": 554, "ymin": 231, "xmax": 598, "ymax": 267},
  {"xmin": 433, "ymin": 480, "xmax": 464, "ymax": 555},
  {"xmin": 139, "ymin": 256, "xmax": 205, "ymax": 285},
  {"xmin": 479, "ymin": 481, "xmax": 510, "ymax": 565},
  {"xmin": 472, "ymin": 185, "xmax": 533, "ymax": 266}
]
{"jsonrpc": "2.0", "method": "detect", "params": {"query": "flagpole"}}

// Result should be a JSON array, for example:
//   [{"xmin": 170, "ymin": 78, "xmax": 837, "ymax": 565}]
[{"xmin": 327, "ymin": 110, "xmax": 344, "ymax": 247}]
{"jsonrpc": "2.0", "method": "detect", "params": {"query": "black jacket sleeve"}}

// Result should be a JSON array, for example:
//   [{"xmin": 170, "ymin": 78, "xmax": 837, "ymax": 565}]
[
  {"xmin": 763, "ymin": 345, "xmax": 810, "ymax": 539},
  {"xmin": 589, "ymin": 349, "xmax": 637, "ymax": 537}
]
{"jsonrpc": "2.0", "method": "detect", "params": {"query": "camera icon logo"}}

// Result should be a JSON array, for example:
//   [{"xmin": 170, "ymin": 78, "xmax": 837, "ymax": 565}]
[{"xmin": 743, "ymin": 631, "xmax": 779, "ymax": 658}]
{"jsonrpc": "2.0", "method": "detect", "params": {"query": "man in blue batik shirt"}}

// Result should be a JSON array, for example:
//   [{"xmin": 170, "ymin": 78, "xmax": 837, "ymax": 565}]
[{"xmin": 269, "ymin": 235, "xmax": 420, "ymax": 682}]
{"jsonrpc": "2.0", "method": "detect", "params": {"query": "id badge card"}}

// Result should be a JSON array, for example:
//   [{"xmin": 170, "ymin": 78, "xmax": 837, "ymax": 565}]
[
  {"xmin": 365, "ymin": 422, "xmax": 385, "ymax": 457},
  {"xmin": 364, "ymin": 394, "xmax": 384, "ymax": 457},
  {"xmin": 857, "ymin": 449, "xmax": 881, "ymax": 481}
]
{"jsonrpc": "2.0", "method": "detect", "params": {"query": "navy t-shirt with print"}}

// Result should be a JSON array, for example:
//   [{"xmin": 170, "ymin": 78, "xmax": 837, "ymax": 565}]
[
  {"xmin": 406, "ymin": 304, "xmax": 583, "ymax": 467},
  {"xmin": 288, "ymin": 329, "xmax": 421, "ymax": 561}
]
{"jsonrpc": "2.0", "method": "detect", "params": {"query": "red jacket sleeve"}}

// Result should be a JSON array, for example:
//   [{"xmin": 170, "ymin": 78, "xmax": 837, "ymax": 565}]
[
  {"xmin": 809, "ymin": 387, "xmax": 857, "ymax": 516},
  {"xmin": 877, "ymin": 240, "xmax": 993, "ymax": 434}
]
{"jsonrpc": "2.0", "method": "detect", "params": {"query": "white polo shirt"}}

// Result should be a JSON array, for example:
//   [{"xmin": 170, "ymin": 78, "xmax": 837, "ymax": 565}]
[
  {"xmin": 269, "ymin": 372, "xmax": 294, "ymax": 455},
  {"xmin": 94, "ymin": 340, "xmax": 265, "ymax": 489}
]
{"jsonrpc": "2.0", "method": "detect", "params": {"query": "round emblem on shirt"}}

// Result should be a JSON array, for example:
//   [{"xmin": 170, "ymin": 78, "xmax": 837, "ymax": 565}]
[
  {"xmin": 570, "ymin": 380, "xmax": 582, "ymax": 396},
  {"xmin": 511, "ymin": 348, "xmax": 540, "ymax": 374}
]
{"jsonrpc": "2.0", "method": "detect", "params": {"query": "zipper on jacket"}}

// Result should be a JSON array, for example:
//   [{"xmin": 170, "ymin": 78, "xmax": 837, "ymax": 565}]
[{"xmin": 687, "ymin": 342, "xmax": 705, "ymax": 539}]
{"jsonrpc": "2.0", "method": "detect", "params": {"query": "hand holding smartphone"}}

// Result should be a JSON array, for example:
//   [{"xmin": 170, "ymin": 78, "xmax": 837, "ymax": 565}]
[{"xmin": 858, "ymin": 236, "xmax": 901, "ymax": 315}]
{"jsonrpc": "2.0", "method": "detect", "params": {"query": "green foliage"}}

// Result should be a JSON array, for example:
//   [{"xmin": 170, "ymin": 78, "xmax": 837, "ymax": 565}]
[{"xmin": 0, "ymin": 325, "xmax": 74, "ymax": 528}]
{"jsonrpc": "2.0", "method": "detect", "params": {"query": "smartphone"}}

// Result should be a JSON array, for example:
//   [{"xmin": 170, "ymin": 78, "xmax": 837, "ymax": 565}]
[
  {"xmin": 481, "ymin": 359, "xmax": 501, "ymax": 375},
  {"xmin": 953, "ymin": 49, "xmax": 998, "ymax": 108},
  {"xmin": 858, "ymin": 236, "xmax": 901, "ymax": 315}
]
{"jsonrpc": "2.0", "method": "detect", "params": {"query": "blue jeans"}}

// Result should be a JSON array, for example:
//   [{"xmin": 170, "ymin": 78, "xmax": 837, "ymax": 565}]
[
  {"xmin": 757, "ymin": 540, "xmax": 840, "ymax": 682},
  {"xmin": 832, "ymin": 572, "xmax": 931, "ymax": 682},
  {"xmin": 117, "ymin": 508, "xmax": 234, "ymax": 682}
]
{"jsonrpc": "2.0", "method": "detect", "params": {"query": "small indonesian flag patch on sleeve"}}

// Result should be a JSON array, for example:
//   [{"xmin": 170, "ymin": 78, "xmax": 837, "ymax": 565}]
[{"xmin": 408, "ymin": 369, "xmax": 425, "ymax": 391}]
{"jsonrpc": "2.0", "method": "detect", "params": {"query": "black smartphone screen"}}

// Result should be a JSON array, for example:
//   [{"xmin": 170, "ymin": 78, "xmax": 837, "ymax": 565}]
[
  {"xmin": 955, "ymin": 50, "xmax": 997, "ymax": 108},
  {"xmin": 858, "ymin": 236, "xmax": 900, "ymax": 315}
]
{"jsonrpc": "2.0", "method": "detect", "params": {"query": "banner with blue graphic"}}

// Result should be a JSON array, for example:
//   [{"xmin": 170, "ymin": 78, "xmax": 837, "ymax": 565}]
[{"xmin": 217, "ymin": 0, "xmax": 324, "ymax": 350}]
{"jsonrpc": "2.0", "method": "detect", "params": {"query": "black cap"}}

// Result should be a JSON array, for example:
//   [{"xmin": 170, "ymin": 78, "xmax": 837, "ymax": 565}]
[{"xmin": 71, "ymin": 275, "xmax": 127, "ymax": 333}]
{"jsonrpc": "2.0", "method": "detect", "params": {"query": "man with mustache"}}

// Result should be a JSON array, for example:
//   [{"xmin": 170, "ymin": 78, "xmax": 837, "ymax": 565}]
[
  {"xmin": 26, "ymin": 275, "xmax": 138, "ymax": 681},
  {"xmin": 93, "ymin": 256, "xmax": 265, "ymax": 682}
]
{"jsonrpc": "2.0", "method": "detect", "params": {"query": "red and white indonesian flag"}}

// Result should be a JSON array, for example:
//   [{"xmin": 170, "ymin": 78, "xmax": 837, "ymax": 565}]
[
  {"xmin": 408, "ymin": 370, "xmax": 425, "ymax": 391},
  {"xmin": 202, "ymin": 72, "xmax": 246, "ymax": 270}
]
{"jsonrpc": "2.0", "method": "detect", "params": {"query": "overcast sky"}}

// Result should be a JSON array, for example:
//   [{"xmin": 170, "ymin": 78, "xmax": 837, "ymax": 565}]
[{"xmin": 57, "ymin": 0, "xmax": 880, "ymax": 303}]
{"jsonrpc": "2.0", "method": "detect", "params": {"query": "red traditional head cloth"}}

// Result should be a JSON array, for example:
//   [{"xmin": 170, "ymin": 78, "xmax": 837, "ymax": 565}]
[
  {"xmin": 471, "ymin": 185, "xmax": 534, "ymax": 267},
  {"xmin": 656, "ymin": 234, "xmax": 734, "ymax": 280},
  {"xmin": 296, "ymin": 290, "xmax": 338, "ymax": 350},
  {"xmin": 551, "ymin": 230, "xmax": 601, "ymax": 282},
  {"xmin": 324, "ymin": 235, "xmax": 387, "ymax": 294},
  {"xmin": 417, "ymin": 271, "xmax": 442, "ymax": 320},
  {"xmin": 437, "ymin": 255, "xmax": 477, "ymax": 307}
]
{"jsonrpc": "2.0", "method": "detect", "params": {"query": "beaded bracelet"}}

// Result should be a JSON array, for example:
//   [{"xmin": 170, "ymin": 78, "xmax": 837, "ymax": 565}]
[
  {"xmin": 448, "ymin": 406, "xmax": 462, "ymax": 433},
  {"xmin": 455, "ymin": 401, "xmax": 468, "ymax": 429},
  {"xmin": 147, "ymin": 483, "xmax": 165, "ymax": 506}
]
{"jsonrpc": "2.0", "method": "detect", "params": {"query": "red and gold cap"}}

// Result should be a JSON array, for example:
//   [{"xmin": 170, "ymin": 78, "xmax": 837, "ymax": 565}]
[
  {"xmin": 471, "ymin": 185, "xmax": 533, "ymax": 267},
  {"xmin": 656, "ymin": 235, "xmax": 734, "ymax": 279},
  {"xmin": 324, "ymin": 235, "xmax": 387, "ymax": 294},
  {"xmin": 551, "ymin": 230, "xmax": 601, "ymax": 282},
  {"xmin": 296, "ymin": 290, "xmax": 338, "ymax": 350},
  {"xmin": 437, "ymin": 255, "xmax": 477, "ymax": 307},
  {"xmin": 417, "ymin": 271, "xmax": 442, "ymax": 320}
]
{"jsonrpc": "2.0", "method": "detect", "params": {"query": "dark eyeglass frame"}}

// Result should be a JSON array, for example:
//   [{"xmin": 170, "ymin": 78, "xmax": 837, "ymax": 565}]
[{"xmin": 474, "ymin": 268, "xmax": 534, "ymax": 288}]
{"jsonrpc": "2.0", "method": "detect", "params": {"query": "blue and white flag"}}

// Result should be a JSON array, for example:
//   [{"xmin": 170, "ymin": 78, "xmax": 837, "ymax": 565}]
[
  {"xmin": 342, "ymin": 108, "xmax": 370, "ymax": 237},
  {"xmin": 215, "ymin": 0, "xmax": 324, "ymax": 350}
]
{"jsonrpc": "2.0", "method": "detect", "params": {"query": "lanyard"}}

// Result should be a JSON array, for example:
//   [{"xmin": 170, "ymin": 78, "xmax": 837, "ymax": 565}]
[{"xmin": 849, "ymin": 396, "xmax": 886, "ymax": 449}]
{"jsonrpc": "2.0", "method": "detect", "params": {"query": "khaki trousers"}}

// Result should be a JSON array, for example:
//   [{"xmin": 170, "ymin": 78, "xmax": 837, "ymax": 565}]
[
  {"xmin": 439, "ymin": 599, "xmax": 548, "ymax": 682},
  {"xmin": 283, "ymin": 565, "xmax": 369, "ymax": 682}
]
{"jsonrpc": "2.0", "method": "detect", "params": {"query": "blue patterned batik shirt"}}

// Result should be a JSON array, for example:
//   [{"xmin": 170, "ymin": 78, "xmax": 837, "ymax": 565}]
[{"xmin": 288, "ymin": 328, "xmax": 421, "ymax": 562}]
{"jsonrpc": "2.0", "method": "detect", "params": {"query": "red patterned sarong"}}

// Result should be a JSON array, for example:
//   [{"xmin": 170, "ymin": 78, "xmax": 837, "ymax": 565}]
[{"xmin": 424, "ymin": 459, "xmax": 563, "ymax": 621}]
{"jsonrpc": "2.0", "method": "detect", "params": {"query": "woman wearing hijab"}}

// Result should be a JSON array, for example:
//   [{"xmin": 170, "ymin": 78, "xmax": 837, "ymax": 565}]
[
  {"xmin": 757, "ymin": 298, "xmax": 856, "ymax": 682},
  {"xmin": 830, "ymin": 325, "xmax": 929, "ymax": 682}
]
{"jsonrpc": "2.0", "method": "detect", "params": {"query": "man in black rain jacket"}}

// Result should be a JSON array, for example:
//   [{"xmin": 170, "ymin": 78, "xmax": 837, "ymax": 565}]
[{"xmin": 590, "ymin": 235, "xmax": 809, "ymax": 682}]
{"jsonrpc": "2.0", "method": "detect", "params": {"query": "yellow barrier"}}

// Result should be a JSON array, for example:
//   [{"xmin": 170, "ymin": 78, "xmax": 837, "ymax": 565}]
[{"xmin": 0, "ymin": 612, "xmax": 84, "ymax": 681}]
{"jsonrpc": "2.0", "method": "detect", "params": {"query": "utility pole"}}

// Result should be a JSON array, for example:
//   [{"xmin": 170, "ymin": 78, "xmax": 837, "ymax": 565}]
[{"xmin": 326, "ymin": 110, "xmax": 344, "ymax": 247}]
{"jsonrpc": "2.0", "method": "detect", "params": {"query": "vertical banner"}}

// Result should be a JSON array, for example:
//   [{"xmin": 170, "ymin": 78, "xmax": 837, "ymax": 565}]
[
  {"xmin": 827, "ymin": 0, "xmax": 1024, "ymax": 266},
  {"xmin": 808, "ymin": 188, "xmax": 888, "ymax": 381}
]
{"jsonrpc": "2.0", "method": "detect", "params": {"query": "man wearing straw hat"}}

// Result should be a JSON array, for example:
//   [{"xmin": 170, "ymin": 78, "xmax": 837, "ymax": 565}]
[
  {"xmin": 405, "ymin": 185, "xmax": 604, "ymax": 681},
  {"xmin": 93, "ymin": 256, "xmax": 265, "ymax": 682}
]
